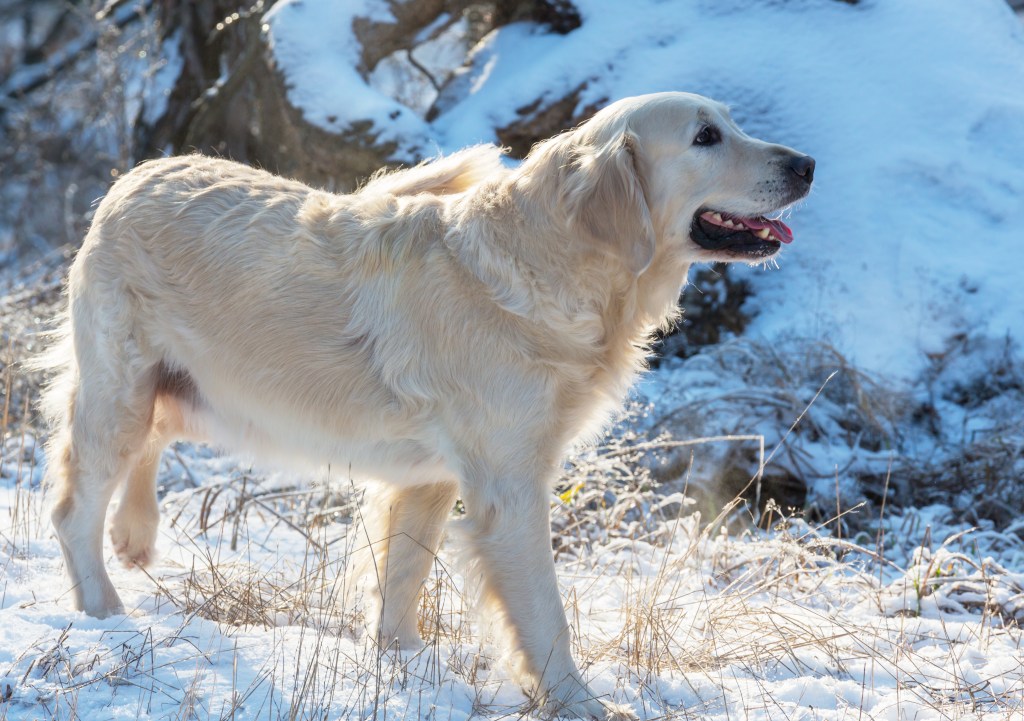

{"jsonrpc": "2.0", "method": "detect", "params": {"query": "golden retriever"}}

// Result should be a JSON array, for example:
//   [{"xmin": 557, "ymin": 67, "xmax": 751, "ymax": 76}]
[{"xmin": 40, "ymin": 92, "xmax": 813, "ymax": 720}]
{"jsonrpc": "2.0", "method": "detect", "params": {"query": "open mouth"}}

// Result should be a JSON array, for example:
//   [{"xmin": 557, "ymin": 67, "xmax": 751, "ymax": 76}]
[{"xmin": 690, "ymin": 209, "xmax": 793, "ymax": 258}]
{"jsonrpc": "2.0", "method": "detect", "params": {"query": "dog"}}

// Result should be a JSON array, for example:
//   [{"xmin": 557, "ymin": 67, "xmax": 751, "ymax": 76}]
[{"xmin": 39, "ymin": 92, "xmax": 813, "ymax": 720}]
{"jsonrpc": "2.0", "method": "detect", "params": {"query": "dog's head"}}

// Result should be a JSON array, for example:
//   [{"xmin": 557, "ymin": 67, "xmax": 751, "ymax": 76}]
[{"xmin": 558, "ymin": 92, "xmax": 814, "ymax": 273}]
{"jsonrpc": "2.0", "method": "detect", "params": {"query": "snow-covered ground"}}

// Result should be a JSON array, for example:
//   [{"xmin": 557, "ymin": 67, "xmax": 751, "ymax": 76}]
[
  {"xmin": 3, "ymin": 1, "xmax": 1024, "ymax": 719},
  {"xmin": 2, "ymin": 436, "xmax": 1024, "ymax": 720}
]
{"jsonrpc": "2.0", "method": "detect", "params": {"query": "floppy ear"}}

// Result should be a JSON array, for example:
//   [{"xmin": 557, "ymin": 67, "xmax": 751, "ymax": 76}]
[{"xmin": 564, "ymin": 131, "xmax": 656, "ymax": 276}]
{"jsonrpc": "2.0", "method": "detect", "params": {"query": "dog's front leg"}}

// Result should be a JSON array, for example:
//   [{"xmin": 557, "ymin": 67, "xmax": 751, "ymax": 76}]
[{"xmin": 461, "ymin": 467, "xmax": 635, "ymax": 721}]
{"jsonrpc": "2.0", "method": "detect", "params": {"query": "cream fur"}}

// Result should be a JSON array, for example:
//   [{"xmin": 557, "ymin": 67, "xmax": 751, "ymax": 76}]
[{"xmin": 39, "ymin": 92, "xmax": 812, "ymax": 720}]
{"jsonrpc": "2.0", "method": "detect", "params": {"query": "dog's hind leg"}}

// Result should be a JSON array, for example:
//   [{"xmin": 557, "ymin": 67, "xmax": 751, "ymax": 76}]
[
  {"xmin": 109, "ymin": 397, "xmax": 185, "ymax": 568},
  {"xmin": 359, "ymin": 481, "xmax": 458, "ymax": 650},
  {"xmin": 46, "ymin": 282, "xmax": 161, "ymax": 617}
]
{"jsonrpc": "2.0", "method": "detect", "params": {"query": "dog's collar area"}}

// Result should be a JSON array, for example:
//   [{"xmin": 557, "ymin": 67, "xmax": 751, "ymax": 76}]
[{"xmin": 690, "ymin": 208, "xmax": 789, "ymax": 257}]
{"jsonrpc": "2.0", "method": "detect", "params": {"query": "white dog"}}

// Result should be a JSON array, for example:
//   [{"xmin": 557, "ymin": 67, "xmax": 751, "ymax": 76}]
[{"xmin": 39, "ymin": 92, "xmax": 813, "ymax": 719}]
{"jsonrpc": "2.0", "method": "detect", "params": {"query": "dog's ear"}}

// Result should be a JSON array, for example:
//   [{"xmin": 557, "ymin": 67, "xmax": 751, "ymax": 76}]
[{"xmin": 564, "ymin": 131, "xmax": 656, "ymax": 276}]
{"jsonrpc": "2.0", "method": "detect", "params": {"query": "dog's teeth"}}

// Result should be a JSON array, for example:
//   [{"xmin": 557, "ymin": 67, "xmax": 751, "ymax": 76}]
[
  {"xmin": 723, "ymin": 219, "xmax": 735, "ymax": 228},
  {"xmin": 734, "ymin": 222, "xmax": 746, "ymax": 230},
  {"xmin": 756, "ymin": 228, "xmax": 771, "ymax": 239},
  {"xmin": 711, "ymin": 212, "xmax": 723, "ymax": 222}
]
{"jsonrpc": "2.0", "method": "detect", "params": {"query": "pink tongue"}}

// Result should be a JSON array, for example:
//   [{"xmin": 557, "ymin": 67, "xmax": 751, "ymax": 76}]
[{"xmin": 742, "ymin": 216, "xmax": 793, "ymax": 244}]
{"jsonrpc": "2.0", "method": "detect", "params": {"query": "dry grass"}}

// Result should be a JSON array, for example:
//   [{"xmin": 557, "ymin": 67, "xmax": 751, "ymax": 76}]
[{"xmin": 642, "ymin": 337, "xmax": 910, "ymax": 527}]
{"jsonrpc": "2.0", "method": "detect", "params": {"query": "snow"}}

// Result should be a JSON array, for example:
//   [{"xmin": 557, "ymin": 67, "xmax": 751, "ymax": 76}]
[
  {"xmin": 264, "ymin": 0, "xmax": 433, "ymax": 159},
  {"xmin": 3, "ymin": 443, "xmax": 1024, "ymax": 720},
  {"xmin": 369, "ymin": 15, "xmax": 472, "ymax": 117},
  {"xmin": 4, "ymin": 1, "xmax": 1024, "ymax": 719}
]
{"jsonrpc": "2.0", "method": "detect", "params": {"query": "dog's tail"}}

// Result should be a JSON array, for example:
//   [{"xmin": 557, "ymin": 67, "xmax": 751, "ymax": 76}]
[
  {"xmin": 26, "ymin": 308, "xmax": 76, "ymax": 432},
  {"xmin": 24, "ymin": 307, "xmax": 78, "ymax": 507},
  {"xmin": 359, "ymin": 145, "xmax": 508, "ymax": 198}
]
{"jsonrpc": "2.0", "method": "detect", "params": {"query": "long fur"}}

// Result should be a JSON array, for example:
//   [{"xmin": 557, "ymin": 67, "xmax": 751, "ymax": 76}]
[{"xmin": 38, "ymin": 92, "xmax": 812, "ymax": 721}]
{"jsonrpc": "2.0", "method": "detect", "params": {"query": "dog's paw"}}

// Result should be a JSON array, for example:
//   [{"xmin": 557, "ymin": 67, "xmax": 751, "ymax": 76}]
[
  {"xmin": 376, "ymin": 629, "xmax": 426, "ymax": 654},
  {"xmin": 599, "ymin": 701, "xmax": 638, "ymax": 721},
  {"xmin": 545, "ymin": 690, "xmax": 637, "ymax": 721},
  {"xmin": 109, "ymin": 508, "xmax": 159, "ymax": 568}
]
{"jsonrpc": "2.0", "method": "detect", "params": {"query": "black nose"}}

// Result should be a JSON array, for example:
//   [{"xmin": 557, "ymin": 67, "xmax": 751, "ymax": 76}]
[{"xmin": 789, "ymin": 154, "xmax": 815, "ymax": 184}]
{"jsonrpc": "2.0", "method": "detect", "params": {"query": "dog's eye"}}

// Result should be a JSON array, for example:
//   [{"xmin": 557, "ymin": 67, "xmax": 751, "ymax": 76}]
[{"xmin": 693, "ymin": 125, "xmax": 721, "ymax": 147}]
